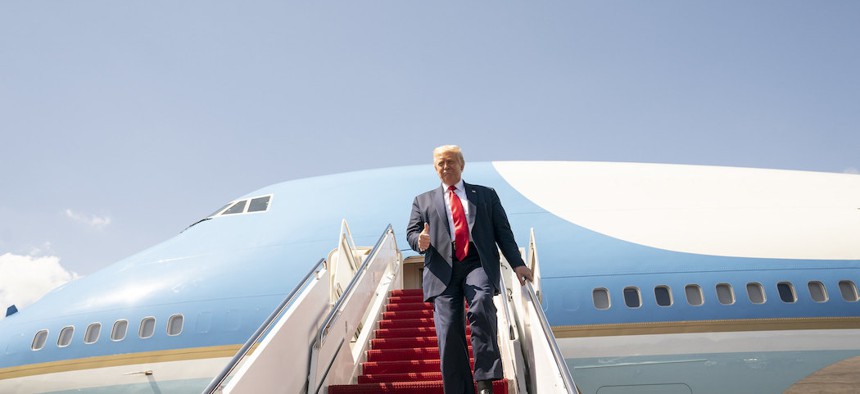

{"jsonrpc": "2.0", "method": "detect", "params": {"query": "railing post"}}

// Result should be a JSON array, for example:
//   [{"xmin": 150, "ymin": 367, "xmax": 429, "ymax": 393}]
[{"xmin": 528, "ymin": 228, "xmax": 543, "ymax": 302}]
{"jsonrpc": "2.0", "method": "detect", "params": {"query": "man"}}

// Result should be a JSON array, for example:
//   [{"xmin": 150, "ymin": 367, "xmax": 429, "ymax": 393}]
[{"xmin": 407, "ymin": 145, "xmax": 534, "ymax": 394}]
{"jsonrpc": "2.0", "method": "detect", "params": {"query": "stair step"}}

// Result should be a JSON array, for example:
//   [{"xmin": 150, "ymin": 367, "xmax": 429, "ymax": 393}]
[
  {"xmin": 370, "ymin": 336, "xmax": 439, "ymax": 350},
  {"xmin": 366, "ymin": 347, "xmax": 473, "ymax": 362},
  {"xmin": 361, "ymin": 359, "xmax": 443, "ymax": 375},
  {"xmin": 378, "ymin": 318, "xmax": 435, "ymax": 329},
  {"xmin": 374, "ymin": 327, "xmax": 436, "ymax": 338},
  {"xmin": 328, "ymin": 379, "xmax": 509, "ymax": 394},
  {"xmin": 363, "ymin": 359, "xmax": 475, "ymax": 374},
  {"xmin": 358, "ymin": 372, "xmax": 442, "ymax": 383},
  {"xmin": 375, "ymin": 326, "xmax": 470, "ymax": 339},
  {"xmin": 386, "ymin": 302, "xmax": 433, "ymax": 312},
  {"xmin": 366, "ymin": 347, "xmax": 437, "ymax": 362},
  {"xmin": 390, "ymin": 288, "xmax": 424, "ymax": 297},
  {"xmin": 388, "ymin": 295, "xmax": 426, "ymax": 304},
  {"xmin": 382, "ymin": 310, "xmax": 434, "ymax": 319}
]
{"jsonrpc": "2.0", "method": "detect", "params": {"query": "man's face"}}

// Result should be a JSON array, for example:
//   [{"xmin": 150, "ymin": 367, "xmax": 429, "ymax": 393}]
[{"xmin": 434, "ymin": 151, "xmax": 464, "ymax": 186}]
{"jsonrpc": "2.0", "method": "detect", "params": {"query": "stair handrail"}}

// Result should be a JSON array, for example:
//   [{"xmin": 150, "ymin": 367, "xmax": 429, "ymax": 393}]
[
  {"xmin": 523, "ymin": 281, "xmax": 578, "ymax": 393},
  {"xmin": 527, "ymin": 228, "xmax": 542, "ymax": 302},
  {"xmin": 525, "ymin": 228, "xmax": 578, "ymax": 394},
  {"xmin": 497, "ymin": 263, "xmax": 518, "ymax": 340},
  {"xmin": 339, "ymin": 218, "xmax": 360, "ymax": 272},
  {"xmin": 202, "ymin": 257, "xmax": 327, "ymax": 394},
  {"xmin": 315, "ymin": 224, "xmax": 393, "ymax": 348},
  {"xmin": 495, "ymin": 259, "xmax": 528, "ymax": 394},
  {"xmin": 308, "ymin": 225, "xmax": 398, "ymax": 393}
]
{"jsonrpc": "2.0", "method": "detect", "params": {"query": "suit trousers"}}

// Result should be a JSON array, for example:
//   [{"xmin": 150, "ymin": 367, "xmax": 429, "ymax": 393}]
[{"xmin": 432, "ymin": 246, "xmax": 503, "ymax": 394}]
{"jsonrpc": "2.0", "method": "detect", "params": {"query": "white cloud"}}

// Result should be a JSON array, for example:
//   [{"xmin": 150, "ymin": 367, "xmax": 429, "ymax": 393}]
[
  {"xmin": 65, "ymin": 209, "xmax": 112, "ymax": 229},
  {"xmin": 0, "ymin": 253, "xmax": 80, "ymax": 319},
  {"xmin": 843, "ymin": 167, "xmax": 859, "ymax": 175},
  {"xmin": 28, "ymin": 241, "xmax": 54, "ymax": 257}
]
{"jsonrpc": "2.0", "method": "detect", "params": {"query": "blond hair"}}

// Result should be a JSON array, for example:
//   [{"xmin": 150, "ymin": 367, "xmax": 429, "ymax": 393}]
[{"xmin": 433, "ymin": 145, "xmax": 465, "ymax": 166}]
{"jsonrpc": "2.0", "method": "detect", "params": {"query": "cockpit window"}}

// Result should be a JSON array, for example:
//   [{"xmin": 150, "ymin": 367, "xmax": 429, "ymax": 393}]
[
  {"xmin": 207, "ymin": 203, "xmax": 232, "ymax": 218},
  {"xmin": 222, "ymin": 200, "xmax": 247, "ymax": 215},
  {"xmin": 190, "ymin": 195, "xmax": 273, "ymax": 229},
  {"xmin": 248, "ymin": 196, "xmax": 271, "ymax": 212},
  {"xmin": 209, "ymin": 195, "xmax": 273, "ymax": 218}
]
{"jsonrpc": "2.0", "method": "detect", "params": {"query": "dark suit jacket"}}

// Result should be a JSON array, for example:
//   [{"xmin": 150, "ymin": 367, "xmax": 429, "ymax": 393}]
[{"xmin": 407, "ymin": 182, "xmax": 527, "ymax": 301}]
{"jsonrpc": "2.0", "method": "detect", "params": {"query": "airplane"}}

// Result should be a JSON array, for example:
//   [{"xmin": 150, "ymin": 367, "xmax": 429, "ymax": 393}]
[{"xmin": 1, "ymin": 160, "xmax": 859, "ymax": 393}]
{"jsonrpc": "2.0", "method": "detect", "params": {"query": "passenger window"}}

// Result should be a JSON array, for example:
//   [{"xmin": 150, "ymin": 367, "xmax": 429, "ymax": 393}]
[
  {"xmin": 111, "ymin": 320, "xmax": 128, "ymax": 341},
  {"xmin": 655, "ymin": 286, "xmax": 672, "ymax": 306},
  {"xmin": 623, "ymin": 287, "xmax": 641, "ymax": 308},
  {"xmin": 685, "ymin": 284, "xmax": 704, "ymax": 306},
  {"xmin": 808, "ymin": 281, "xmax": 828, "ymax": 303},
  {"xmin": 167, "ymin": 314, "xmax": 184, "ymax": 336},
  {"xmin": 716, "ymin": 283, "xmax": 735, "ymax": 305},
  {"xmin": 777, "ymin": 282, "xmax": 797, "ymax": 303},
  {"xmin": 248, "ymin": 196, "xmax": 271, "ymax": 212},
  {"xmin": 57, "ymin": 326, "xmax": 74, "ymax": 347},
  {"xmin": 746, "ymin": 282, "xmax": 766, "ymax": 304},
  {"xmin": 31, "ymin": 330, "xmax": 48, "ymax": 351},
  {"xmin": 839, "ymin": 280, "xmax": 859, "ymax": 302},
  {"xmin": 139, "ymin": 317, "xmax": 156, "ymax": 339},
  {"xmin": 222, "ymin": 200, "xmax": 247, "ymax": 215},
  {"xmin": 84, "ymin": 323, "xmax": 101, "ymax": 344}
]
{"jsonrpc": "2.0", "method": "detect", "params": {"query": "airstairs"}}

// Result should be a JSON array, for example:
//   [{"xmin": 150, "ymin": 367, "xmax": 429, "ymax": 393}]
[
  {"xmin": 327, "ymin": 288, "xmax": 510, "ymax": 394},
  {"xmin": 202, "ymin": 221, "xmax": 578, "ymax": 394}
]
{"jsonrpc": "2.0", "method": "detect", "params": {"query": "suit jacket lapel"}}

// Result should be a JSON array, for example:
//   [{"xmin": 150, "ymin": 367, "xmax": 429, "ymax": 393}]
[
  {"xmin": 433, "ymin": 186, "xmax": 451, "ymax": 237},
  {"xmin": 464, "ymin": 182, "xmax": 477, "ymax": 233},
  {"xmin": 433, "ymin": 186, "xmax": 453, "ymax": 263}
]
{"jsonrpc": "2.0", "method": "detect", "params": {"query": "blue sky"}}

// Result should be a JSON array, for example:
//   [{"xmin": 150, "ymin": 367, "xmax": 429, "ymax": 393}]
[{"xmin": 1, "ymin": 1, "xmax": 858, "ymax": 306}]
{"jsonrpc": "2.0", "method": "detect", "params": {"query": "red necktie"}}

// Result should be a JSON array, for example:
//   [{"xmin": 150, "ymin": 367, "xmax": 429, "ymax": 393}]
[{"xmin": 448, "ymin": 185, "xmax": 469, "ymax": 261}]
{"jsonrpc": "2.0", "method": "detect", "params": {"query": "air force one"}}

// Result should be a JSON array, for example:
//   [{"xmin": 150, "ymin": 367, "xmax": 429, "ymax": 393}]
[{"xmin": 1, "ymin": 161, "xmax": 859, "ymax": 393}]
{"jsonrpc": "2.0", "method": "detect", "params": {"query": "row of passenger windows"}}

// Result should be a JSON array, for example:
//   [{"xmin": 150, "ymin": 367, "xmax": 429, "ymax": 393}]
[
  {"xmin": 31, "ymin": 314, "xmax": 184, "ymax": 351},
  {"xmin": 593, "ymin": 280, "xmax": 860, "ymax": 310}
]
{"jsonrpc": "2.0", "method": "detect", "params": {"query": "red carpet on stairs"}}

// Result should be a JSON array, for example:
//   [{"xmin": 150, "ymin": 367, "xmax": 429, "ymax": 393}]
[{"xmin": 328, "ymin": 288, "xmax": 509, "ymax": 394}]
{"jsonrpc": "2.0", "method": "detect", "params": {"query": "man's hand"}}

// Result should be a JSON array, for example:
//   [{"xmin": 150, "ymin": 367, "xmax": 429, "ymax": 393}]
[
  {"xmin": 514, "ymin": 265, "xmax": 534, "ymax": 286},
  {"xmin": 418, "ymin": 223, "xmax": 430, "ymax": 252}
]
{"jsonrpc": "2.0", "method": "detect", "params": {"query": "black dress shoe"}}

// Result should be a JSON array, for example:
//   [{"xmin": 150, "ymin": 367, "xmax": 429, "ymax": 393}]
[{"xmin": 477, "ymin": 380, "xmax": 493, "ymax": 394}]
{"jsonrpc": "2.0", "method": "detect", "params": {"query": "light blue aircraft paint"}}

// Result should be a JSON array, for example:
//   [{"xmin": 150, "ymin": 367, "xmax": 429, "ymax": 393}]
[{"xmin": 1, "ymin": 161, "xmax": 859, "ymax": 393}]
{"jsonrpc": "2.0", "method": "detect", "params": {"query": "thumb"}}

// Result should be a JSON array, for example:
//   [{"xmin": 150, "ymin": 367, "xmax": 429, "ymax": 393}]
[{"xmin": 422, "ymin": 223, "xmax": 430, "ymax": 233}]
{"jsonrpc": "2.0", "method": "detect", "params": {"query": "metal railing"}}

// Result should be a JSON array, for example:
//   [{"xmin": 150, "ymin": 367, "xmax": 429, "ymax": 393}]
[
  {"xmin": 306, "ymin": 224, "xmax": 398, "ymax": 393},
  {"xmin": 523, "ymin": 281, "xmax": 579, "ymax": 394},
  {"xmin": 201, "ymin": 258, "xmax": 326, "ymax": 394},
  {"xmin": 524, "ymin": 228, "xmax": 578, "ymax": 394},
  {"xmin": 527, "ymin": 228, "xmax": 542, "ymax": 302},
  {"xmin": 495, "ymin": 260, "xmax": 528, "ymax": 394},
  {"xmin": 497, "ymin": 265, "xmax": 518, "ymax": 340},
  {"xmin": 315, "ymin": 224, "xmax": 392, "ymax": 346}
]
